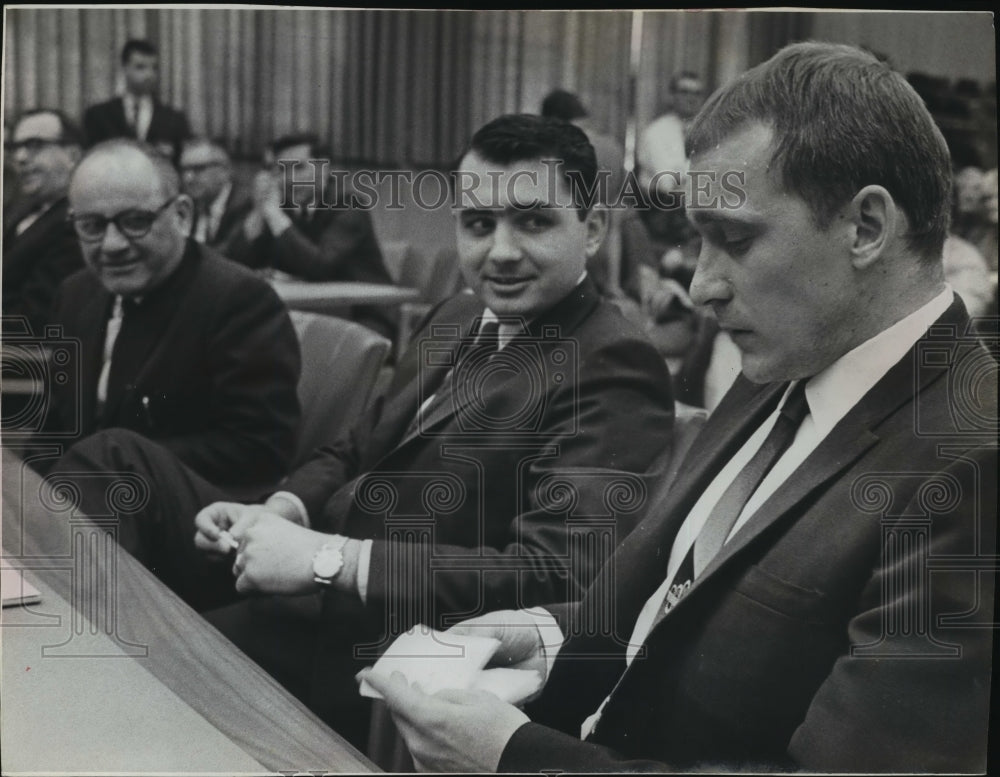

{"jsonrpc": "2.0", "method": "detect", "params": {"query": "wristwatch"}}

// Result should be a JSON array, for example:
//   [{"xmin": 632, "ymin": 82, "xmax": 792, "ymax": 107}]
[{"xmin": 312, "ymin": 535, "xmax": 349, "ymax": 585}]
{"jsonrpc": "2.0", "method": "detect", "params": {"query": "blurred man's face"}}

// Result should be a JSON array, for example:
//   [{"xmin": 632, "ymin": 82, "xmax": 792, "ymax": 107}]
[
  {"xmin": 688, "ymin": 123, "xmax": 858, "ymax": 383},
  {"xmin": 454, "ymin": 151, "xmax": 606, "ymax": 319},
  {"xmin": 69, "ymin": 149, "xmax": 192, "ymax": 297},
  {"xmin": 11, "ymin": 112, "xmax": 80, "ymax": 205},
  {"xmin": 180, "ymin": 144, "xmax": 232, "ymax": 206},
  {"xmin": 123, "ymin": 52, "xmax": 159, "ymax": 96},
  {"xmin": 672, "ymin": 76, "xmax": 705, "ymax": 120}
]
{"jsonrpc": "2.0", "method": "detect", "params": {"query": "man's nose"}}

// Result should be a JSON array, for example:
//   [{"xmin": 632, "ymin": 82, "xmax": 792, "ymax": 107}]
[
  {"xmin": 100, "ymin": 220, "xmax": 132, "ymax": 252},
  {"xmin": 688, "ymin": 244, "xmax": 732, "ymax": 307},
  {"xmin": 487, "ymin": 221, "xmax": 521, "ymax": 262}
]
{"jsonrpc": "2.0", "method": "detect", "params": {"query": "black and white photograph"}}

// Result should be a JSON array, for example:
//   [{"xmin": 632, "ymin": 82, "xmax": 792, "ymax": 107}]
[{"xmin": 1, "ymin": 7, "xmax": 997, "ymax": 775}]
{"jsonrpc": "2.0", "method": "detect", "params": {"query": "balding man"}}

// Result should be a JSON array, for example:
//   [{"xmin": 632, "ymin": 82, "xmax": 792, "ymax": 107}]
[
  {"xmin": 179, "ymin": 138, "xmax": 252, "ymax": 258},
  {"xmin": 2, "ymin": 109, "xmax": 85, "ymax": 332},
  {"xmin": 39, "ymin": 140, "xmax": 300, "ymax": 521}
]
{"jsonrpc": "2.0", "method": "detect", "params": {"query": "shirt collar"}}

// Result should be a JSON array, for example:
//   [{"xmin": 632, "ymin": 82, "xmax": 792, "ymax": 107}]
[
  {"xmin": 208, "ymin": 182, "xmax": 233, "ymax": 222},
  {"xmin": 480, "ymin": 271, "xmax": 589, "ymax": 349},
  {"xmin": 803, "ymin": 285, "xmax": 953, "ymax": 437}
]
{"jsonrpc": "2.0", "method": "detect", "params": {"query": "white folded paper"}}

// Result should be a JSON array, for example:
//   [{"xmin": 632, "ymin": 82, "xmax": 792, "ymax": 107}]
[{"xmin": 360, "ymin": 625, "xmax": 542, "ymax": 704}]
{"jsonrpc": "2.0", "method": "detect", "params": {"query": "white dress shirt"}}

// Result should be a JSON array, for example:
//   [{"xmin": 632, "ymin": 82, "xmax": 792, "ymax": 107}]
[
  {"xmin": 123, "ymin": 94, "xmax": 153, "ymax": 141},
  {"xmin": 193, "ymin": 183, "xmax": 232, "ymax": 244},
  {"xmin": 535, "ymin": 285, "xmax": 953, "ymax": 739}
]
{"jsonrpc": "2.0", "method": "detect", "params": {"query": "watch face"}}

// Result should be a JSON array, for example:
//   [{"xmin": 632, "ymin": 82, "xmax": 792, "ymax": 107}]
[{"xmin": 313, "ymin": 548, "xmax": 343, "ymax": 579}]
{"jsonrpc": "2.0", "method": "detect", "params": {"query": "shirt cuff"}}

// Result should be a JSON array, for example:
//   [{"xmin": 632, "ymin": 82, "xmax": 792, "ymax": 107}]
[
  {"xmin": 267, "ymin": 491, "xmax": 310, "ymax": 528},
  {"xmin": 356, "ymin": 538, "xmax": 373, "ymax": 604},
  {"xmin": 522, "ymin": 606, "xmax": 565, "ymax": 682}
]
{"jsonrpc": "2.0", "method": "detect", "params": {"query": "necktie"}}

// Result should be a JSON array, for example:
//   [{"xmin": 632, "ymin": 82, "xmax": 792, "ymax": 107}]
[
  {"xmin": 406, "ymin": 321, "xmax": 500, "ymax": 436},
  {"xmin": 126, "ymin": 97, "xmax": 138, "ymax": 134},
  {"xmin": 193, "ymin": 205, "xmax": 210, "ymax": 243},
  {"xmin": 96, "ymin": 296, "xmax": 125, "ymax": 414},
  {"xmin": 692, "ymin": 380, "xmax": 810, "ymax": 575}
]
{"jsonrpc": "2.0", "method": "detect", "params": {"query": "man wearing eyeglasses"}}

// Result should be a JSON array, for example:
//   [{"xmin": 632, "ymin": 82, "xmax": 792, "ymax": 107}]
[
  {"xmin": 35, "ymin": 139, "xmax": 301, "ymax": 517},
  {"xmin": 2, "ymin": 109, "xmax": 84, "ymax": 333},
  {"xmin": 179, "ymin": 138, "xmax": 252, "ymax": 258}
]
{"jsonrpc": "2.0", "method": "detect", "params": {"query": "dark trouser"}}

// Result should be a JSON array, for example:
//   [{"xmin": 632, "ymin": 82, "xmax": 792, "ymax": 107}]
[
  {"xmin": 45, "ymin": 428, "xmax": 375, "ymax": 750},
  {"xmin": 47, "ymin": 428, "xmax": 240, "ymax": 611}
]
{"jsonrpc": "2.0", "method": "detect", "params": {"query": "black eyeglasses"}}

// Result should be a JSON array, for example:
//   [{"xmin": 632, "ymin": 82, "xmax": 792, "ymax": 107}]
[
  {"xmin": 5, "ymin": 137, "xmax": 68, "ymax": 154},
  {"xmin": 68, "ymin": 197, "xmax": 178, "ymax": 242},
  {"xmin": 180, "ymin": 161, "xmax": 226, "ymax": 175}
]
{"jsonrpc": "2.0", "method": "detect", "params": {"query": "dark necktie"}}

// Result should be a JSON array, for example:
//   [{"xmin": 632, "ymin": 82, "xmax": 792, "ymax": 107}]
[
  {"xmin": 693, "ymin": 380, "xmax": 810, "ymax": 575},
  {"xmin": 649, "ymin": 381, "xmax": 810, "ymax": 629},
  {"xmin": 405, "ymin": 321, "xmax": 500, "ymax": 436}
]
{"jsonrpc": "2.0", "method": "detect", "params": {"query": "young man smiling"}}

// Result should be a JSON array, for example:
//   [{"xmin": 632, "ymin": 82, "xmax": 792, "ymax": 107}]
[{"xmin": 52, "ymin": 115, "xmax": 677, "ymax": 747}]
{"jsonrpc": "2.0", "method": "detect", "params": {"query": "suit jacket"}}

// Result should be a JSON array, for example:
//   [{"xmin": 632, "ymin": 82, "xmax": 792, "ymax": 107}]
[
  {"xmin": 193, "ymin": 184, "xmax": 254, "ymax": 260},
  {"xmin": 502, "ymin": 296, "xmax": 997, "ymax": 773},
  {"xmin": 226, "ymin": 198, "xmax": 397, "ymax": 339},
  {"xmin": 285, "ymin": 278, "xmax": 675, "ymax": 634},
  {"xmin": 83, "ymin": 97, "xmax": 191, "ymax": 158},
  {"xmin": 45, "ymin": 241, "xmax": 301, "ymax": 490},
  {"xmin": 2, "ymin": 198, "xmax": 83, "ymax": 333}
]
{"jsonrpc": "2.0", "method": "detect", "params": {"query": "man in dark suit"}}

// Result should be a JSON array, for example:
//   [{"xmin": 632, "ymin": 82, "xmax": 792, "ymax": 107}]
[
  {"xmin": 179, "ymin": 137, "xmax": 252, "ymax": 259},
  {"xmin": 225, "ymin": 133, "xmax": 397, "ymax": 339},
  {"xmin": 2, "ymin": 109, "xmax": 84, "ymax": 333},
  {"xmin": 38, "ymin": 138, "xmax": 300, "ymax": 504},
  {"xmin": 83, "ymin": 39, "xmax": 190, "ymax": 161},
  {"xmin": 363, "ymin": 43, "xmax": 997, "ymax": 773},
  {"xmin": 53, "ymin": 115, "xmax": 676, "ymax": 746}
]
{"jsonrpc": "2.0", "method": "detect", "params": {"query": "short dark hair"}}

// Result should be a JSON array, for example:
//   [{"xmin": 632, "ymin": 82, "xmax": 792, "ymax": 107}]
[
  {"xmin": 540, "ymin": 90, "xmax": 589, "ymax": 122},
  {"xmin": 121, "ymin": 39, "xmax": 158, "ymax": 66},
  {"xmin": 15, "ymin": 108, "xmax": 84, "ymax": 147},
  {"xmin": 455, "ymin": 114, "xmax": 598, "ymax": 220},
  {"xmin": 686, "ymin": 41, "xmax": 952, "ymax": 262},
  {"xmin": 271, "ymin": 133, "xmax": 329, "ymax": 159}
]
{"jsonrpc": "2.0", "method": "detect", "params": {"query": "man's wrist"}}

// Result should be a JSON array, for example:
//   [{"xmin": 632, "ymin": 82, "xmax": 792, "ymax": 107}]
[
  {"xmin": 265, "ymin": 492, "xmax": 309, "ymax": 527},
  {"xmin": 310, "ymin": 534, "xmax": 363, "ymax": 597}
]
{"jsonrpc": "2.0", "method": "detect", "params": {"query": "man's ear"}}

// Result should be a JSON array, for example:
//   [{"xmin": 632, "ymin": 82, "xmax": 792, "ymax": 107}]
[
  {"xmin": 584, "ymin": 206, "xmax": 609, "ymax": 258},
  {"xmin": 847, "ymin": 185, "xmax": 899, "ymax": 270},
  {"xmin": 173, "ymin": 193, "xmax": 195, "ymax": 230}
]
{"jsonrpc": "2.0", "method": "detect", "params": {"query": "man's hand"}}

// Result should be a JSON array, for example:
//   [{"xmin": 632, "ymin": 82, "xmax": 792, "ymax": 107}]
[
  {"xmin": 445, "ymin": 610, "xmax": 549, "ymax": 679},
  {"xmin": 194, "ymin": 501, "xmax": 261, "ymax": 557},
  {"xmin": 360, "ymin": 670, "xmax": 529, "ymax": 773},
  {"xmin": 251, "ymin": 169, "xmax": 283, "ymax": 213},
  {"xmin": 227, "ymin": 511, "xmax": 328, "ymax": 595}
]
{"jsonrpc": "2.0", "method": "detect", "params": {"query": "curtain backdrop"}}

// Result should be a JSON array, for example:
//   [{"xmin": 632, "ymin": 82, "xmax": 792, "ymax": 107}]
[
  {"xmin": 3, "ymin": 7, "xmax": 633, "ymax": 167},
  {"xmin": 4, "ymin": 9, "xmax": 993, "ymax": 167}
]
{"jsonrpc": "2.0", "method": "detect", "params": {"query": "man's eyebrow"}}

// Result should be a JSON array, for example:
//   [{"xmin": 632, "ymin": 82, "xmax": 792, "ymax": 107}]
[{"xmin": 457, "ymin": 201, "xmax": 553, "ymax": 216}]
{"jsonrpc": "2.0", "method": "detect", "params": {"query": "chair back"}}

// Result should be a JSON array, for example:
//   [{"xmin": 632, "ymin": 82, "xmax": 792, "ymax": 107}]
[{"xmin": 289, "ymin": 311, "xmax": 392, "ymax": 464}]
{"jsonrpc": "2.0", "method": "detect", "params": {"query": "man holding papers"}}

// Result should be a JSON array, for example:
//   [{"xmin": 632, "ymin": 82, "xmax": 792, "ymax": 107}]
[{"xmin": 362, "ymin": 43, "xmax": 997, "ymax": 773}]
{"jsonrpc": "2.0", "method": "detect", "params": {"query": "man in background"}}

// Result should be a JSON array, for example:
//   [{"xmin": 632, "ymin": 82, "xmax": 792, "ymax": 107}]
[
  {"xmin": 179, "ymin": 137, "xmax": 251, "ymax": 258},
  {"xmin": 227, "ymin": 133, "xmax": 396, "ymax": 339},
  {"xmin": 3, "ymin": 109, "xmax": 84, "ymax": 333},
  {"xmin": 84, "ymin": 39, "xmax": 191, "ymax": 160}
]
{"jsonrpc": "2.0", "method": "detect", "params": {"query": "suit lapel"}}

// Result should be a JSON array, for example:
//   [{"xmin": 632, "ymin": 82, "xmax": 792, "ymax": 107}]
[
  {"xmin": 114, "ymin": 98, "xmax": 133, "ymax": 137},
  {"xmin": 101, "ymin": 243, "xmax": 201, "ymax": 423},
  {"xmin": 77, "ymin": 283, "xmax": 113, "ymax": 434},
  {"xmin": 2, "ymin": 200, "xmax": 69, "ymax": 280},
  {"xmin": 651, "ymin": 297, "xmax": 967, "ymax": 625}
]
